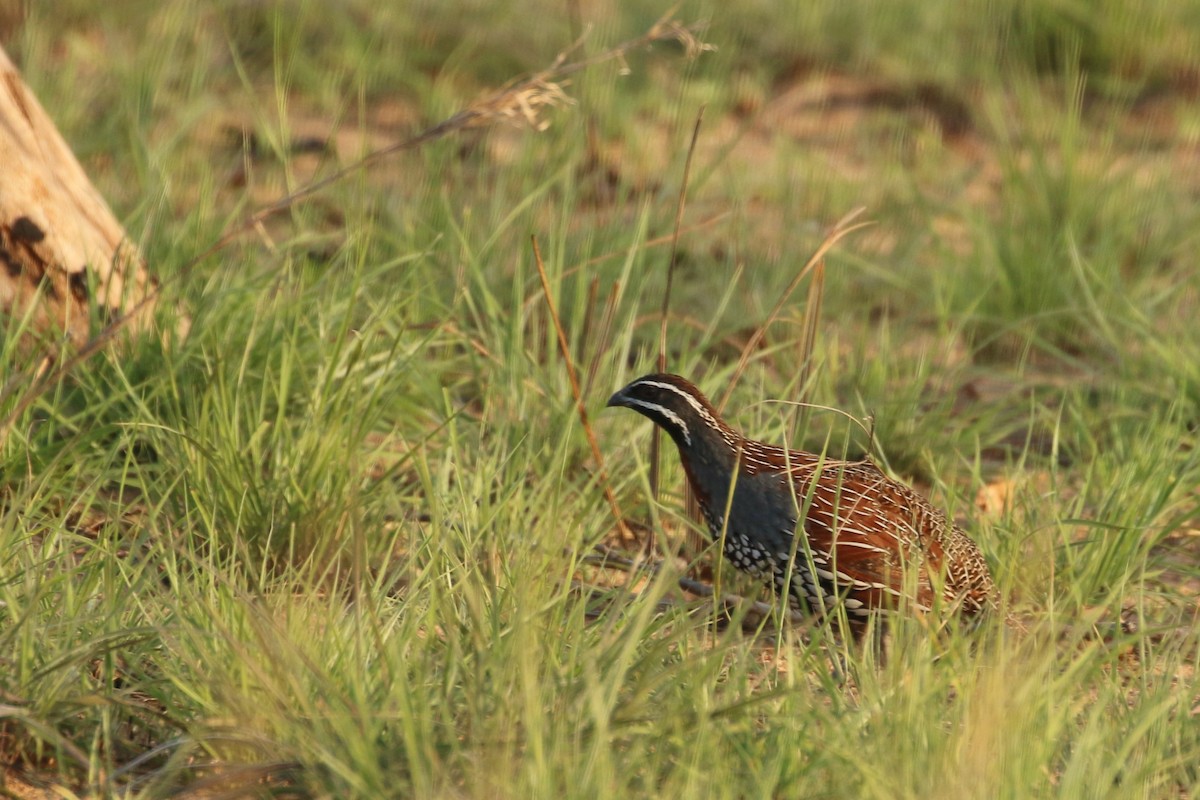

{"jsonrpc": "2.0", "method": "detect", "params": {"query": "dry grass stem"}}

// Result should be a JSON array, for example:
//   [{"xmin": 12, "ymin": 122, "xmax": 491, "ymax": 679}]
[
  {"xmin": 0, "ymin": 11, "xmax": 709, "ymax": 448},
  {"xmin": 651, "ymin": 106, "xmax": 706, "ymax": 504},
  {"xmin": 582, "ymin": 545, "xmax": 806, "ymax": 630},
  {"xmin": 717, "ymin": 208, "xmax": 871, "ymax": 411},
  {"xmin": 658, "ymin": 107, "xmax": 708, "ymax": 375},
  {"xmin": 532, "ymin": 236, "xmax": 631, "ymax": 540}
]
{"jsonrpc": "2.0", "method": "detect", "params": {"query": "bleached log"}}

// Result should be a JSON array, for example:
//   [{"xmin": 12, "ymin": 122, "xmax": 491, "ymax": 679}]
[{"xmin": 0, "ymin": 44, "xmax": 160, "ymax": 349}]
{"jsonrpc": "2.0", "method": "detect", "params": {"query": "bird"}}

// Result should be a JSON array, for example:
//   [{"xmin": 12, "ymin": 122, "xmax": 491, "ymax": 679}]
[{"xmin": 607, "ymin": 373, "xmax": 998, "ymax": 631}]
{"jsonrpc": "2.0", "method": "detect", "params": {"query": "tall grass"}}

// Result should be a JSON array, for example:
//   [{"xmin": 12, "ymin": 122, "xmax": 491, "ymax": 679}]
[{"xmin": 2, "ymin": 1, "xmax": 1199, "ymax": 797}]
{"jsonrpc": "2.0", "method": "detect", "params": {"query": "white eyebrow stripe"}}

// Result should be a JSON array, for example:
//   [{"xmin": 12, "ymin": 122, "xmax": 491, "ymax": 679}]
[
  {"xmin": 623, "ymin": 398, "xmax": 691, "ymax": 446},
  {"xmin": 635, "ymin": 380, "xmax": 721, "ymax": 428}
]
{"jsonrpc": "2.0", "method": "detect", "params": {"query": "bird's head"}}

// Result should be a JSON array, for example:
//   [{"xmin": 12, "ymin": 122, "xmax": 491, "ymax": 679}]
[{"xmin": 607, "ymin": 373, "xmax": 729, "ymax": 450}]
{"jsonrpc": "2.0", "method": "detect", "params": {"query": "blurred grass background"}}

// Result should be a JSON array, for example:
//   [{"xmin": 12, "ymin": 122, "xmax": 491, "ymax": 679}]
[{"xmin": 1, "ymin": 0, "xmax": 1198, "ymax": 797}]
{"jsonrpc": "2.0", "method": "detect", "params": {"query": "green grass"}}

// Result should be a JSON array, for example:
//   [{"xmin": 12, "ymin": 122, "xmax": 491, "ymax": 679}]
[{"xmin": 2, "ymin": 1, "xmax": 1199, "ymax": 797}]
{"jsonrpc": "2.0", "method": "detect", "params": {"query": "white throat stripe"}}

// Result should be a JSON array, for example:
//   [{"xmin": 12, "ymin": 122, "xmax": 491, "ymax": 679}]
[{"xmin": 624, "ymin": 398, "xmax": 691, "ymax": 446}]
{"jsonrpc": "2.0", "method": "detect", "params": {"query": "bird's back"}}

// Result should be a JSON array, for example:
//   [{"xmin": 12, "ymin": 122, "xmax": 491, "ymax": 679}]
[{"xmin": 714, "ymin": 446, "xmax": 997, "ymax": 619}]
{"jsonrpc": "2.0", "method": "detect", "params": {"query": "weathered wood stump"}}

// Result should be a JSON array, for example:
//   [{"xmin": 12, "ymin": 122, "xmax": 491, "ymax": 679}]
[{"xmin": 0, "ymin": 44, "xmax": 161, "ymax": 351}]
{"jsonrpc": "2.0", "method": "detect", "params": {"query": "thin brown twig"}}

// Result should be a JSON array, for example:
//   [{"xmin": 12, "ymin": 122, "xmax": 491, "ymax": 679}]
[
  {"xmin": 580, "ymin": 545, "xmax": 805, "ymax": 628},
  {"xmin": 751, "ymin": 399, "xmax": 875, "ymax": 443},
  {"xmin": 658, "ymin": 106, "xmax": 706, "ymax": 375},
  {"xmin": 566, "ymin": 0, "xmax": 584, "ymax": 44},
  {"xmin": 521, "ymin": 212, "xmax": 731, "ymax": 316},
  {"xmin": 583, "ymin": 280, "xmax": 621, "ymax": 400},
  {"xmin": 574, "ymin": 212, "xmax": 731, "ymax": 275},
  {"xmin": 579, "ymin": 274, "xmax": 601, "ymax": 384},
  {"xmin": 783, "ymin": 257, "xmax": 827, "ymax": 445},
  {"xmin": 717, "ymin": 208, "xmax": 871, "ymax": 412},
  {"xmin": 650, "ymin": 105, "xmax": 706, "ymax": 506},
  {"xmin": 797, "ymin": 260, "xmax": 825, "ymax": 401},
  {"xmin": 573, "ymin": 581, "xmax": 791, "ymax": 633},
  {"xmin": 0, "ymin": 12, "xmax": 709, "ymax": 447},
  {"xmin": 532, "ymin": 236, "xmax": 631, "ymax": 539}
]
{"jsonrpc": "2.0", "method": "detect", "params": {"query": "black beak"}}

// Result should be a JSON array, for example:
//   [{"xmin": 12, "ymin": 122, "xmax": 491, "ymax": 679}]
[{"xmin": 606, "ymin": 389, "xmax": 626, "ymax": 408}]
